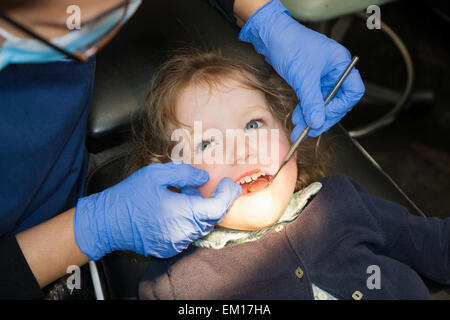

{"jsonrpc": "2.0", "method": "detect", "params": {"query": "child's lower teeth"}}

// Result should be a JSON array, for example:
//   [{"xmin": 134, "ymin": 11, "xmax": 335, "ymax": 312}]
[{"xmin": 247, "ymin": 177, "xmax": 269, "ymax": 192}]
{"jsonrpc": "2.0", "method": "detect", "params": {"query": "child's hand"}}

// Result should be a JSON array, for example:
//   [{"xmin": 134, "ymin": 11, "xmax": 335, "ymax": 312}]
[
  {"xmin": 73, "ymin": 162, "xmax": 241, "ymax": 260},
  {"xmin": 238, "ymin": 0, "xmax": 365, "ymax": 140}
]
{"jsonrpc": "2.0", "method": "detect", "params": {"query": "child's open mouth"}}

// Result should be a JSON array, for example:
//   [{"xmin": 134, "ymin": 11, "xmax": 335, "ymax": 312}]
[{"xmin": 235, "ymin": 170, "xmax": 272, "ymax": 195}]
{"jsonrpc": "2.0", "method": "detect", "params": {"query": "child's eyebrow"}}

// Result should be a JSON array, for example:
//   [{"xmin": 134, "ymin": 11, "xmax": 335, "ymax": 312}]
[
  {"xmin": 241, "ymin": 104, "xmax": 272, "ymax": 117},
  {"xmin": 181, "ymin": 104, "xmax": 272, "ymax": 135},
  {"xmin": 244, "ymin": 104, "xmax": 268, "ymax": 111}
]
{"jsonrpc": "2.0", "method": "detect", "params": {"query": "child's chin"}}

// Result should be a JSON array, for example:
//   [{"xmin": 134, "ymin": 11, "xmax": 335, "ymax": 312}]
[
  {"xmin": 243, "ymin": 218, "xmax": 280, "ymax": 231},
  {"xmin": 218, "ymin": 180, "xmax": 294, "ymax": 230},
  {"xmin": 219, "ymin": 209, "xmax": 282, "ymax": 231}
]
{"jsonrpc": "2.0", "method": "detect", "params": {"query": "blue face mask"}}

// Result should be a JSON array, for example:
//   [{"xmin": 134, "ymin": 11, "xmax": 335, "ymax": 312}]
[{"xmin": 0, "ymin": 0, "xmax": 141, "ymax": 70}]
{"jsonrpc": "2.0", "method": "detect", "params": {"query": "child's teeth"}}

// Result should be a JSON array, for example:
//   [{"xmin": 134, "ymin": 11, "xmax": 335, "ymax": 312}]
[{"xmin": 238, "ymin": 172, "xmax": 269, "ymax": 185}]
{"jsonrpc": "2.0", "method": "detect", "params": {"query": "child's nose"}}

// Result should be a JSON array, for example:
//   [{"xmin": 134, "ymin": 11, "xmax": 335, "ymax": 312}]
[{"xmin": 225, "ymin": 131, "xmax": 258, "ymax": 165}]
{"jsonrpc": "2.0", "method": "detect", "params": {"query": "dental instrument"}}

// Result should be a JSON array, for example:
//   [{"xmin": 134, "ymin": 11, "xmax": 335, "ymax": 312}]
[{"xmin": 248, "ymin": 56, "xmax": 360, "ymax": 192}]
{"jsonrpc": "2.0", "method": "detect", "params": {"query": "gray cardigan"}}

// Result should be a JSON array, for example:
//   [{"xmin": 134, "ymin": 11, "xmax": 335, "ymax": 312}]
[{"xmin": 139, "ymin": 174, "xmax": 450, "ymax": 300}]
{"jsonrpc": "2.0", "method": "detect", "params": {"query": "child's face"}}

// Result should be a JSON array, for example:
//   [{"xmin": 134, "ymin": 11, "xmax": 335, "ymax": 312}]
[{"xmin": 175, "ymin": 79, "xmax": 298, "ymax": 230}]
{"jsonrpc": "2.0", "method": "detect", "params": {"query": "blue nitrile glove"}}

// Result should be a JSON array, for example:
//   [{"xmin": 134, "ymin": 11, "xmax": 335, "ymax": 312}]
[
  {"xmin": 74, "ymin": 162, "xmax": 241, "ymax": 260},
  {"xmin": 239, "ymin": 0, "xmax": 365, "ymax": 140}
]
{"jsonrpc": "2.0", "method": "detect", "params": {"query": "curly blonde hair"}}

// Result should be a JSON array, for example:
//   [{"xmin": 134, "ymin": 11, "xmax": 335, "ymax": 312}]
[{"xmin": 128, "ymin": 48, "xmax": 328, "ymax": 191}]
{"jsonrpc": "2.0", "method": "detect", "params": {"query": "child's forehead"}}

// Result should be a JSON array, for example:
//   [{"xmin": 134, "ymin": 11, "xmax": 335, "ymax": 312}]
[{"xmin": 175, "ymin": 78, "xmax": 270, "ymax": 120}]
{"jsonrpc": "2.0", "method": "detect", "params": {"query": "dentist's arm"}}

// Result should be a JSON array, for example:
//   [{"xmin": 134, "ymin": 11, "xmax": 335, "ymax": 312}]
[
  {"xmin": 232, "ymin": 0, "xmax": 365, "ymax": 139},
  {"xmin": 15, "ymin": 208, "xmax": 89, "ymax": 289},
  {"xmin": 233, "ymin": 0, "xmax": 270, "ymax": 27}
]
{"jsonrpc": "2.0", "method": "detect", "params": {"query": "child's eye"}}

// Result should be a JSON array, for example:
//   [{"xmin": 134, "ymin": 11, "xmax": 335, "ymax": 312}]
[
  {"xmin": 245, "ymin": 120, "xmax": 263, "ymax": 131},
  {"xmin": 198, "ymin": 140, "xmax": 216, "ymax": 152}
]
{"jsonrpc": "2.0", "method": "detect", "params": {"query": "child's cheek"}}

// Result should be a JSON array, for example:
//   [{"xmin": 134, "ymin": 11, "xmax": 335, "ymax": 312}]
[
  {"xmin": 263, "ymin": 125, "xmax": 291, "ymax": 171},
  {"xmin": 279, "ymin": 138, "xmax": 291, "ymax": 160},
  {"xmin": 271, "ymin": 132, "xmax": 292, "ymax": 171}
]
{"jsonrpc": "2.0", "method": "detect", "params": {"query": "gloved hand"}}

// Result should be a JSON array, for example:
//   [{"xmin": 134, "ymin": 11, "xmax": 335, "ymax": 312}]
[
  {"xmin": 74, "ymin": 162, "xmax": 241, "ymax": 260},
  {"xmin": 239, "ymin": 0, "xmax": 365, "ymax": 140}
]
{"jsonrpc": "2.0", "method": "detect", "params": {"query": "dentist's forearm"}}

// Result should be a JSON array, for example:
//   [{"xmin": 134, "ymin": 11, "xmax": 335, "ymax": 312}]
[
  {"xmin": 15, "ymin": 207, "xmax": 89, "ymax": 288},
  {"xmin": 233, "ymin": 0, "xmax": 270, "ymax": 27}
]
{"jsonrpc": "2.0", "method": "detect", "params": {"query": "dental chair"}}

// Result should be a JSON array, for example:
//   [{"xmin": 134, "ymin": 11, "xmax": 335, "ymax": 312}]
[{"xmin": 83, "ymin": 0, "xmax": 449, "ymax": 299}]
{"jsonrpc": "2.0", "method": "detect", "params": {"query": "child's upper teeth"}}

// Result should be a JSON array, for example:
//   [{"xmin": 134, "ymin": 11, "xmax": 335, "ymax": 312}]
[{"xmin": 239, "ymin": 172, "xmax": 267, "ymax": 184}]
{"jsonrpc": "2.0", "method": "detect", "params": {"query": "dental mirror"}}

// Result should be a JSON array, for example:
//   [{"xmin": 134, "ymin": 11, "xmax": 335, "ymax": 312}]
[{"xmin": 247, "ymin": 176, "xmax": 270, "ymax": 192}]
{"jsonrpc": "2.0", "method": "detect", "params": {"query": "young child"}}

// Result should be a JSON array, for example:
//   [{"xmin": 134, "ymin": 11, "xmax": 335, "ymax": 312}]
[{"xmin": 130, "ymin": 48, "xmax": 449, "ymax": 300}]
